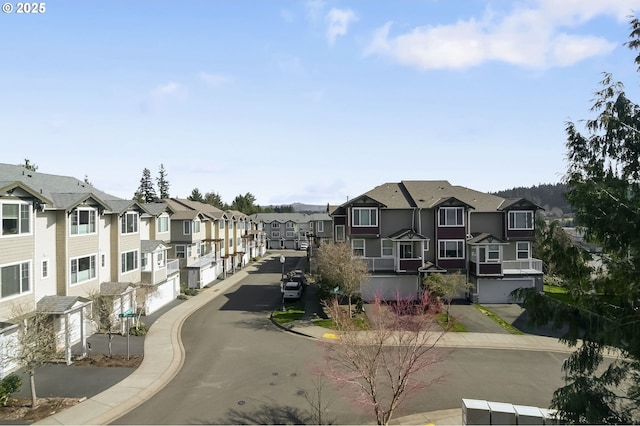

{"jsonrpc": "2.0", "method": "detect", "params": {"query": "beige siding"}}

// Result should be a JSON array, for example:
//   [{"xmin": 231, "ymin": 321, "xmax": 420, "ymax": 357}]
[
  {"xmin": 0, "ymin": 293, "xmax": 34, "ymax": 321},
  {"xmin": 0, "ymin": 234, "xmax": 34, "ymax": 264},
  {"xmin": 68, "ymin": 234, "xmax": 100, "ymax": 258},
  {"xmin": 34, "ymin": 211, "xmax": 58, "ymax": 301}
]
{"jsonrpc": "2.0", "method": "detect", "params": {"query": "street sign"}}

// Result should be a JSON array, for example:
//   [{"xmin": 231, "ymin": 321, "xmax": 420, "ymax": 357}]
[{"xmin": 118, "ymin": 308, "xmax": 136, "ymax": 318}]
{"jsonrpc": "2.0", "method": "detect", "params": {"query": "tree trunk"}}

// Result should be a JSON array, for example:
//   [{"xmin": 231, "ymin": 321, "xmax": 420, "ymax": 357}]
[
  {"xmin": 29, "ymin": 372, "xmax": 37, "ymax": 408},
  {"xmin": 108, "ymin": 332, "xmax": 113, "ymax": 357}
]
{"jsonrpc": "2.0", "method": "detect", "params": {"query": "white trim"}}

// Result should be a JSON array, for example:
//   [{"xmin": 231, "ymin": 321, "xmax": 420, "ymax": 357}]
[
  {"xmin": 317, "ymin": 221, "xmax": 324, "ymax": 233},
  {"xmin": 70, "ymin": 253, "xmax": 97, "ymax": 286},
  {"xmin": 335, "ymin": 225, "xmax": 345, "ymax": 242},
  {"xmin": 381, "ymin": 239, "xmax": 394, "ymax": 257},
  {"xmin": 121, "ymin": 211, "xmax": 139, "ymax": 235},
  {"xmin": 516, "ymin": 241, "xmax": 531, "ymax": 259},
  {"xmin": 352, "ymin": 239, "xmax": 365, "ymax": 257},
  {"xmin": 0, "ymin": 260, "xmax": 31, "ymax": 300},
  {"xmin": 157, "ymin": 215, "xmax": 169, "ymax": 233},
  {"xmin": 70, "ymin": 207, "xmax": 97, "ymax": 236},
  {"xmin": 41, "ymin": 259, "xmax": 49, "ymax": 279},
  {"xmin": 438, "ymin": 207, "xmax": 464, "ymax": 227},
  {"xmin": 183, "ymin": 220, "xmax": 191, "ymax": 235},
  {"xmin": 352, "ymin": 207, "xmax": 378, "ymax": 227},
  {"xmin": 0, "ymin": 201, "xmax": 32, "ymax": 237},
  {"xmin": 438, "ymin": 240, "xmax": 465, "ymax": 259},
  {"xmin": 508, "ymin": 211, "xmax": 534, "ymax": 230},
  {"xmin": 121, "ymin": 249, "xmax": 139, "ymax": 274}
]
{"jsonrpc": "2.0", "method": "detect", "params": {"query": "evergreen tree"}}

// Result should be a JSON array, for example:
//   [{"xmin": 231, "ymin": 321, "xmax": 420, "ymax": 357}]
[
  {"xmin": 21, "ymin": 159, "xmax": 38, "ymax": 172},
  {"xmin": 135, "ymin": 168, "xmax": 158, "ymax": 203},
  {"xmin": 230, "ymin": 192, "xmax": 261, "ymax": 215},
  {"xmin": 157, "ymin": 164, "xmax": 170, "ymax": 199},
  {"xmin": 188, "ymin": 188, "xmax": 204, "ymax": 203},
  {"xmin": 204, "ymin": 190, "xmax": 226, "ymax": 210},
  {"xmin": 516, "ymin": 17, "xmax": 640, "ymax": 423}
]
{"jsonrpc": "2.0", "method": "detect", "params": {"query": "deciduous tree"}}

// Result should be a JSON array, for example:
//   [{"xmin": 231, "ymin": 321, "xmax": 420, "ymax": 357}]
[
  {"xmin": 423, "ymin": 272, "xmax": 470, "ymax": 325},
  {"xmin": 316, "ymin": 242, "xmax": 367, "ymax": 316},
  {"xmin": 322, "ymin": 294, "xmax": 445, "ymax": 425}
]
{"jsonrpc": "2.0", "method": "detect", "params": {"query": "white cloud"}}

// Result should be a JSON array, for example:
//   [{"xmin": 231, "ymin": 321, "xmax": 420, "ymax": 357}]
[
  {"xmin": 143, "ymin": 82, "xmax": 186, "ymax": 111},
  {"xmin": 325, "ymin": 8, "xmax": 358, "ymax": 45},
  {"xmin": 198, "ymin": 71, "xmax": 232, "ymax": 88},
  {"xmin": 364, "ymin": 1, "xmax": 624, "ymax": 70}
]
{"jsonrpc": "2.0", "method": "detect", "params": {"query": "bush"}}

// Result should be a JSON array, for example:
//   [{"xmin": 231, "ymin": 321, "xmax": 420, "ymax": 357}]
[
  {"xmin": 129, "ymin": 322, "xmax": 148, "ymax": 336},
  {"xmin": 0, "ymin": 375, "xmax": 21, "ymax": 406},
  {"xmin": 180, "ymin": 285, "xmax": 199, "ymax": 297}
]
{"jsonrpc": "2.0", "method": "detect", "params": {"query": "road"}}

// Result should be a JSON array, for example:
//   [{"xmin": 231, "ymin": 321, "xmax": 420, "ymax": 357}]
[{"xmin": 113, "ymin": 251, "xmax": 567, "ymax": 425}]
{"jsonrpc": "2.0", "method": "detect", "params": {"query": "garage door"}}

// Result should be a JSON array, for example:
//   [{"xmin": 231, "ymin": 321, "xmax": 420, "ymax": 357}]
[
  {"xmin": 477, "ymin": 278, "xmax": 534, "ymax": 304},
  {"xmin": 201, "ymin": 265, "xmax": 217, "ymax": 288}
]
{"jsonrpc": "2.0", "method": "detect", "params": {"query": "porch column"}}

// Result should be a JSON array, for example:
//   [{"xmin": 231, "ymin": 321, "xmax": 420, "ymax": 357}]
[
  {"xmin": 420, "ymin": 241, "xmax": 425, "ymax": 268},
  {"xmin": 65, "ymin": 313, "xmax": 71, "ymax": 365},
  {"xmin": 80, "ymin": 307, "xmax": 86, "ymax": 358}
]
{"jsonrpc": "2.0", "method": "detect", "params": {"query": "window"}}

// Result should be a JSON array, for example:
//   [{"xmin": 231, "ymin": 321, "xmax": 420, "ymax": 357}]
[
  {"xmin": 310, "ymin": 222, "xmax": 314, "ymax": 229},
  {"xmin": 187, "ymin": 246, "xmax": 193, "ymax": 258},
  {"xmin": 286, "ymin": 221, "xmax": 294, "ymax": 229},
  {"xmin": 157, "ymin": 251, "xmax": 165, "ymax": 267},
  {"xmin": 382, "ymin": 239, "xmax": 394, "ymax": 257},
  {"xmin": 479, "ymin": 244, "xmax": 500, "ymax": 262},
  {"xmin": 317, "ymin": 221, "xmax": 324, "ymax": 232},
  {"xmin": 71, "ymin": 208, "xmax": 96, "ymax": 235},
  {"xmin": 220, "ymin": 239, "xmax": 225, "ymax": 249},
  {"xmin": 121, "ymin": 250, "xmax": 138, "ymax": 273},
  {"xmin": 2, "ymin": 203, "xmax": 30, "ymax": 236},
  {"xmin": 272, "ymin": 231, "xmax": 280, "ymax": 238},
  {"xmin": 42, "ymin": 260, "xmax": 48, "ymax": 279},
  {"xmin": 439, "ymin": 207, "xmax": 464, "ymax": 227},
  {"xmin": 229, "ymin": 238, "xmax": 234, "ymax": 248},
  {"xmin": 335, "ymin": 225, "xmax": 345, "ymax": 242},
  {"xmin": 352, "ymin": 239, "xmax": 365, "ymax": 257},
  {"xmin": 70, "ymin": 255, "xmax": 96, "ymax": 284},
  {"xmin": 219, "ymin": 220, "xmax": 225, "ymax": 230},
  {"xmin": 352, "ymin": 207, "xmax": 377, "ymax": 227},
  {"xmin": 141, "ymin": 253, "xmax": 148, "ymax": 269},
  {"xmin": 286, "ymin": 231, "xmax": 295, "ymax": 238},
  {"xmin": 193, "ymin": 219, "xmax": 201, "ymax": 233},
  {"xmin": 299, "ymin": 231, "xmax": 306, "ymax": 238},
  {"xmin": 183, "ymin": 220, "xmax": 191, "ymax": 235},
  {"xmin": 438, "ymin": 240, "xmax": 464, "ymax": 259},
  {"xmin": 508, "ymin": 211, "xmax": 534, "ymax": 230},
  {"xmin": 400, "ymin": 243, "xmax": 414, "ymax": 259},
  {"xmin": 157, "ymin": 216, "xmax": 169, "ymax": 233},
  {"xmin": 271, "ymin": 222, "xmax": 280, "ymax": 229},
  {"xmin": 1, "ymin": 262, "xmax": 30, "ymax": 299},
  {"xmin": 121, "ymin": 212, "xmax": 138, "ymax": 234},
  {"xmin": 176, "ymin": 245, "xmax": 185, "ymax": 259},
  {"xmin": 517, "ymin": 242, "xmax": 531, "ymax": 259}
]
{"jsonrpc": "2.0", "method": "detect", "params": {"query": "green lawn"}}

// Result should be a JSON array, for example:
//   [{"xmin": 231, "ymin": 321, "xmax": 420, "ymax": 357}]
[
  {"xmin": 544, "ymin": 284, "xmax": 574, "ymax": 304},
  {"xmin": 272, "ymin": 302, "xmax": 305, "ymax": 324}
]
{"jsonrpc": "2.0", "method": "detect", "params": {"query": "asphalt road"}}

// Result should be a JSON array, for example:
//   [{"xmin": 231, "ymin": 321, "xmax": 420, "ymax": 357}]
[{"xmin": 113, "ymin": 251, "xmax": 567, "ymax": 425}]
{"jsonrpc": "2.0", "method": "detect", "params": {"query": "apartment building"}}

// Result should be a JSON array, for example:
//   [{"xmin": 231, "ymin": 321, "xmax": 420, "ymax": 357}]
[{"xmin": 331, "ymin": 181, "xmax": 543, "ymax": 303}]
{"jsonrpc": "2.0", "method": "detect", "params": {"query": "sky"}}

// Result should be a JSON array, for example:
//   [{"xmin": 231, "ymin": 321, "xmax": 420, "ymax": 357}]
[{"xmin": 2, "ymin": 0, "xmax": 640, "ymax": 206}]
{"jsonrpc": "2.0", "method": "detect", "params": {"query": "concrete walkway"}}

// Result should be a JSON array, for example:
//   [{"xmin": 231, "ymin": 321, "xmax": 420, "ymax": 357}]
[{"xmin": 37, "ymin": 256, "xmax": 574, "ymax": 425}]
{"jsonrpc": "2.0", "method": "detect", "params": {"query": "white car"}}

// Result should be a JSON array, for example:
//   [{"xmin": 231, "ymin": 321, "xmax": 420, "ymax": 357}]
[
  {"xmin": 299, "ymin": 241, "xmax": 308, "ymax": 250},
  {"xmin": 283, "ymin": 281, "xmax": 303, "ymax": 300}
]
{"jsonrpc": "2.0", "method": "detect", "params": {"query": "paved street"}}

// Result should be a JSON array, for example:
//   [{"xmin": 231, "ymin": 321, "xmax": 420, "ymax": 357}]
[{"xmin": 113, "ymin": 251, "xmax": 567, "ymax": 425}]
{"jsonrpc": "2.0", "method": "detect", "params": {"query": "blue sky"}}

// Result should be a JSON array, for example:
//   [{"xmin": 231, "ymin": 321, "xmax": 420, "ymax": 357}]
[{"xmin": 2, "ymin": 0, "xmax": 640, "ymax": 206}]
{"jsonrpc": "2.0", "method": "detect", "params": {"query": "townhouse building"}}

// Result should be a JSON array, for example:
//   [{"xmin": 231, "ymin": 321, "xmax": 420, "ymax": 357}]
[
  {"xmin": 330, "ymin": 181, "xmax": 543, "ymax": 303},
  {"xmin": 0, "ymin": 164, "xmax": 179, "ymax": 376},
  {"xmin": 252, "ymin": 212, "xmax": 332, "ymax": 249}
]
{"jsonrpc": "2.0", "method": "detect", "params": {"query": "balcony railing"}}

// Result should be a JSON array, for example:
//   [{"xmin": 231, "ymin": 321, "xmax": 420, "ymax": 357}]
[
  {"xmin": 503, "ymin": 258, "xmax": 543, "ymax": 274},
  {"xmin": 363, "ymin": 257, "xmax": 395, "ymax": 272},
  {"xmin": 167, "ymin": 259, "xmax": 180, "ymax": 275}
]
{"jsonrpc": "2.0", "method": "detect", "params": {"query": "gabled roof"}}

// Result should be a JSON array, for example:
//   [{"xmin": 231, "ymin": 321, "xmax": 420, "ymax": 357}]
[
  {"xmin": 0, "ymin": 163, "xmax": 124, "ymax": 210},
  {"xmin": 0, "ymin": 181, "xmax": 52, "ymax": 204},
  {"xmin": 430, "ymin": 196, "xmax": 475, "ymax": 210},
  {"xmin": 387, "ymin": 228, "xmax": 429, "ymax": 241},
  {"xmin": 169, "ymin": 210, "xmax": 202, "ymax": 220},
  {"xmin": 141, "ymin": 202, "xmax": 173, "ymax": 216},
  {"xmin": 106, "ymin": 199, "xmax": 142, "ymax": 215},
  {"xmin": 100, "ymin": 282, "xmax": 136, "ymax": 296},
  {"xmin": 169, "ymin": 198, "xmax": 226, "ymax": 220},
  {"xmin": 226, "ymin": 209, "xmax": 247, "ymax": 220},
  {"xmin": 467, "ymin": 233, "xmax": 507, "ymax": 245},
  {"xmin": 498, "ymin": 198, "xmax": 544, "ymax": 211},
  {"xmin": 141, "ymin": 240, "xmax": 170, "ymax": 253},
  {"xmin": 37, "ymin": 295, "xmax": 91, "ymax": 314}
]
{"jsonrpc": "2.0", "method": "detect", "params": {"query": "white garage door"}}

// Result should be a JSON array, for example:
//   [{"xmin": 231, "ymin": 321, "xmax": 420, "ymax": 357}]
[
  {"xmin": 201, "ymin": 265, "xmax": 217, "ymax": 288},
  {"xmin": 145, "ymin": 277, "xmax": 176, "ymax": 315},
  {"xmin": 477, "ymin": 278, "xmax": 534, "ymax": 304},
  {"xmin": 361, "ymin": 275, "xmax": 420, "ymax": 302}
]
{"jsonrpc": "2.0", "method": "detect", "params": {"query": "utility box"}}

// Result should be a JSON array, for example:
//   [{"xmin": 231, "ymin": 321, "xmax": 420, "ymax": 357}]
[
  {"xmin": 513, "ymin": 405, "xmax": 544, "ymax": 425},
  {"xmin": 462, "ymin": 399, "xmax": 490, "ymax": 425},
  {"xmin": 488, "ymin": 401, "xmax": 517, "ymax": 425}
]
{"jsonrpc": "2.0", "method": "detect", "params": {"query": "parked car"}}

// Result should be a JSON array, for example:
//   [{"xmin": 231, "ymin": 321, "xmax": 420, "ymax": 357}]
[
  {"xmin": 283, "ymin": 281, "xmax": 303, "ymax": 300},
  {"xmin": 288, "ymin": 269, "xmax": 307, "ymax": 285},
  {"xmin": 299, "ymin": 241, "xmax": 308, "ymax": 250}
]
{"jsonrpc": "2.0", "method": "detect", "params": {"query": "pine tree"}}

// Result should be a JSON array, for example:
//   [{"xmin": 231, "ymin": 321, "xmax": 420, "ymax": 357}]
[
  {"xmin": 188, "ymin": 188, "xmax": 204, "ymax": 203},
  {"xmin": 157, "ymin": 164, "xmax": 170, "ymax": 199},
  {"xmin": 135, "ymin": 168, "xmax": 158, "ymax": 203}
]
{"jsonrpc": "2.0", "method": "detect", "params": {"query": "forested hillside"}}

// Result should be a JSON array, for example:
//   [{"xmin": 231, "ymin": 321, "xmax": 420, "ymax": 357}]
[{"xmin": 492, "ymin": 183, "xmax": 572, "ymax": 217}]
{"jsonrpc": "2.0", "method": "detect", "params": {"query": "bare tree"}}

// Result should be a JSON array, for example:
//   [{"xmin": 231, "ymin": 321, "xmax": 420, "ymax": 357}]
[
  {"xmin": 316, "ymin": 242, "xmax": 367, "ymax": 316},
  {"xmin": 322, "ymin": 293, "xmax": 447, "ymax": 425},
  {"xmin": 87, "ymin": 290, "xmax": 117, "ymax": 357},
  {"xmin": 303, "ymin": 370, "xmax": 336, "ymax": 425},
  {"xmin": 423, "ymin": 272, "xmax": 471, "ymax": 325},
  {"xmin": 7, "ymin": 307, "xmax": 57, "ymax": 408}
]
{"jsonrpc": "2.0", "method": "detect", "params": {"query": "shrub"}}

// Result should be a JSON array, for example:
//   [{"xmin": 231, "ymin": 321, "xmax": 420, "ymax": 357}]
[
  {"xmin": 129, "ymin": 322, "xmax": 148, "ymax": 336},
  {"xmin": 0, "ymin": 375, "xmax": 21, "ymax": 406}
]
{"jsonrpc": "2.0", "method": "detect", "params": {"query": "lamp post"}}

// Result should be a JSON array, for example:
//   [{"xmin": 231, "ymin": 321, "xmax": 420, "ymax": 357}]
[{"xmin": 280, "ymin": 255, "xmax": 286, "ymax": 311}]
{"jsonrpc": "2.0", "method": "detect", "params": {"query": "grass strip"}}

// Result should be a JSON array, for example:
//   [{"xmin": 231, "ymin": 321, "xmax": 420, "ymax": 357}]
[{"xmin": 473, "ymin": 304, "xmax": 524, "ymax": 335}]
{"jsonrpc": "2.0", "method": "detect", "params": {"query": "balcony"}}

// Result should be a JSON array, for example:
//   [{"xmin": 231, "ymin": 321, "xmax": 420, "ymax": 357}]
[
  {"xmin": 363, "ymin": 257, "xmax": 395, "ymax": 272},
  {"xmin": 503, "ymin": 258, "xmax": 543, "ymax": 275},
  {"xmin": 167, "ymin": 259, "xmax": 180, "ymax": 275}
]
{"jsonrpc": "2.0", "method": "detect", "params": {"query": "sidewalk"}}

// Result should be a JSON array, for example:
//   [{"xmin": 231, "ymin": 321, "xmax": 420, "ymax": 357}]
[{"xmin": 34, "ymin": 254, "xmax": 574, "ymax": 425}]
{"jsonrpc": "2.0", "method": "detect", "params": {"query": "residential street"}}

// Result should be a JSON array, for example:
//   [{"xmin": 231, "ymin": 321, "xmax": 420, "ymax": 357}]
[{"xmin": 113, "ymin": 251, "xmax": 566, "ymax": 425}]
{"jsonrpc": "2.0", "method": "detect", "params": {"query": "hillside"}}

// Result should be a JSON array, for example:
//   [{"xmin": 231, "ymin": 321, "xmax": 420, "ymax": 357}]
[{"xmin": 492, "ymin": 182, "xmax": 571, "ymax": 217}]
